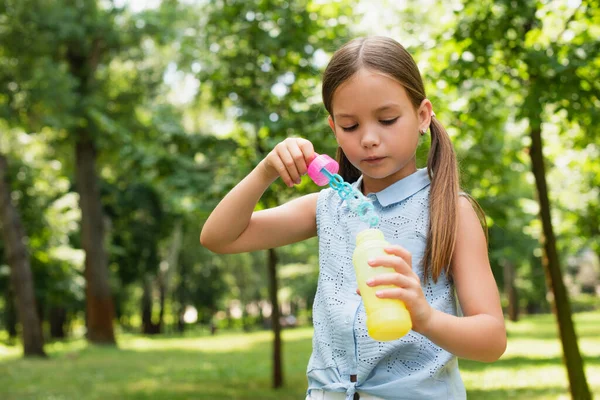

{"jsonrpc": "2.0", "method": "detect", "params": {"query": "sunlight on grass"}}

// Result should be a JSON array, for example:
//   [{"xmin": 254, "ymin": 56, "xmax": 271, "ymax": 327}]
[
  {"xmin": 461, "ymin": 312, "xmax": 600, "ymax": 399},
  {"xmin": 463, "ymin": 364, "xmax": 576, "ymax": 389},
  {"xmin": 0, "ymin": 343, "xmax": 20, "ymax": 358},
  {"xmin": 0, "ymin": 312, "xmax": 598, "ymax": 399},
  {"xmin": 118, "ymin": 327, "xmax": 313, "ymax": 354},
  {"xmin": 0, "ymin": 337, "xmax": 88, "ymax": 360},
  {"xmin": 127, "ymin": 378, "xmax": 161, "ymax": 391}
]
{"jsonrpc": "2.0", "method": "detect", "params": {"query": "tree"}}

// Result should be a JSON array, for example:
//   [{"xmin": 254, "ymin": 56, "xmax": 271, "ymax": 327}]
[
  {"xmin": 446, "ymin": 1, "xmax": 599, "ymax": 397},
  {"xmin": 0, "ymin": 129, "xmax": 86, "ymax": 344},
  {"xmin": 0, "ymin": 0, "xmax": 124, "ymax": 344},
  {"xmin": 191, "ymin": 0, "xmax": 356, "ymax": 387},
  {"xmin": 106, "ymin": 183, "xmax": 167, "ymax": 334},
  {"xmin": 0, "ymin": 153, "xmax": 45, "ymax": 357},
  {"xmin": 349, "ymin": 0, "xmax": 547, "ymax": 319},
  {"xmin": 0, "ymin": 0, "xmax": 201, "ymax": 344}
]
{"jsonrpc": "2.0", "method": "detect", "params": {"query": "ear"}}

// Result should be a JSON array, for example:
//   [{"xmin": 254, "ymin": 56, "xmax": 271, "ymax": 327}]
[
  {"xmin": 328, "ymin": 115, "xmax": 339, "ymax": 145},
  {"xmin": 417, "ymin": 99, "xmax": 433, "ymax": 132}
]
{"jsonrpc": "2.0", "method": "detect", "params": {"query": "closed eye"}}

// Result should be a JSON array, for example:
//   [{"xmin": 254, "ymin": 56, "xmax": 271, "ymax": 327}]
[
  {"xmin": 341, "ymin": 124, "xmax": 358, "ymax": 132},
  {"xmin": 381, "ymin": 117, "xmax": 399, "ymax": 126}
]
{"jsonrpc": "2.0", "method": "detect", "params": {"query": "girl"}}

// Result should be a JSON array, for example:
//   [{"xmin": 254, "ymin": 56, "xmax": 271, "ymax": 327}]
[{"xmin": 200, "ymin": 36, "xmax": 506, "ymax": 400}]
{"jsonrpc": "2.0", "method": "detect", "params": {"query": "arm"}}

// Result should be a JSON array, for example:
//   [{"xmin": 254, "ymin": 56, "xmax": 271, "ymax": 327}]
[
  {"xmin": 200, "ymin": 138, "xmax": 318, "ymax": 254},
  {"xmin": 366, "ymin": 196, "xmax": 506, "ymax": 362},
  {"xmin": 418, "ymin": 196, "xmax": 506, "ymax": 362}
]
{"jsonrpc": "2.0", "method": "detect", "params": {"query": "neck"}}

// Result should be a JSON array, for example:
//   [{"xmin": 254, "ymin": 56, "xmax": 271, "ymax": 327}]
[{"xmin": 361, "ymin": 162, "xmax": 418, "ymax": 194}]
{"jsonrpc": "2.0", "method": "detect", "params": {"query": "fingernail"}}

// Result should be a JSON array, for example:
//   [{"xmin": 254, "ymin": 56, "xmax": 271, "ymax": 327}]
[
  {"xmin": 376, "ymin": 291, "xmax": 383, "ymax": 297},
  {"xmin": 368, "ymin": 259, "xmax": 376, "ymax": 266},
  {"xmin": 366, "ymin": 278, "xmax": 374, "ymax": 286}
]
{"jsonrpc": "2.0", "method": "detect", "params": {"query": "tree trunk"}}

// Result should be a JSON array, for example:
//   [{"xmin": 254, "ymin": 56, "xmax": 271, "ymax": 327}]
[
  {"xmin": 173, "ymin": 259, "xmax": 188, "ymax": 334},
  {"xmin": 241, "ymin": 301, "xmax": 250, "ymax": 332},
  {"xmin": 529, "ymin": 121, "xmax": 591, "ymax": 399},
  {"xmin": 4, "ymin": 288, "xmax": 18, "ymax": 339},
  {"xmin": 157, "ymin": 220, "xmax": 183, "ymax": 334},
  {"xmin": 141, "ymin": 276, "xmax": 158, "ymax": 334},
  {"xmin": 0, "ymin": 153, "xmax": 46, "ymax": 357},
  {"xmin": 157, "ymin": 276, "xmax": 165, "ymax": 334},
  {"xmin": 49, "ymin": 306, "xmax": 67, "ymax": 339},
  {"xmin": 176, "ymin": 303, "xmax": 186, "ymax": 334},
  {"xmin": 501, "ymin": 260, "xmax": 519, "ymax": 322},
  {"xmin": 268, "ymin": 248, "xmax": 283, "ymax": 388},
  {"xmin": 75, "ymin": 132, "xmax": 116, "ymax": 345}
]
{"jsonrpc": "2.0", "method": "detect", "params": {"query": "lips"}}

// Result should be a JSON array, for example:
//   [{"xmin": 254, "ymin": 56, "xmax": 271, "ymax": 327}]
[{"xmin": 363, "ymin": 156, "xmax": 386, "ymax": 162}]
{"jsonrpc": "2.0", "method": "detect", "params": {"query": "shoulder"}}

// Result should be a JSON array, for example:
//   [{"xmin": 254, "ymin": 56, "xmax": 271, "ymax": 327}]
[
  {"xmin": 318, "ymin": 187, "xmax": 336, "ymax": 199},
  {"xmin": 316, "ymin": 187, "xmax": 338, "ymax": 208},
  {"xmin": 457, "ymin": 193, "xmax": 486, "ymax": 224},
  {"xmin": 458, "ymin": 194, "xmax": 473, "ymax": 211},
  {"xmin": 456, "ymin": 194, "xmax": 488, "ymax": 245}
]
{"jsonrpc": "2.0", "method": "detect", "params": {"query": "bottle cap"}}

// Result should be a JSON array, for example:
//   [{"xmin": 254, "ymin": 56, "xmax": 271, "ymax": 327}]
[
  {"xmin": 307, "ymin": 153, "xmax": 339, "ymax": 186},
  {"xmin": 356, "ymin": 228, "xmax": 385, "ymax": 246}
]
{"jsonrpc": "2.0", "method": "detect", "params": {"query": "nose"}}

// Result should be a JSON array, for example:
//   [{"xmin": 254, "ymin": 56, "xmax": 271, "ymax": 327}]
[{"xmin": 360, "ymin": 126, "xmax": 380, "ymax": 149}]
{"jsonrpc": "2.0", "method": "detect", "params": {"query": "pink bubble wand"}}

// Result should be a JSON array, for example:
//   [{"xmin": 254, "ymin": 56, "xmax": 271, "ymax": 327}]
[{"xmin": 307, "ymin": 153, "xmax": 379, "ymax": 227}]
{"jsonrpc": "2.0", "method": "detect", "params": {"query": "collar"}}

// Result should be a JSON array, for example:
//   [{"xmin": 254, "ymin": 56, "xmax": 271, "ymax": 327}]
[{"xmin": 352, "ymin": 168, "xmax": 431, "ymax": 207}]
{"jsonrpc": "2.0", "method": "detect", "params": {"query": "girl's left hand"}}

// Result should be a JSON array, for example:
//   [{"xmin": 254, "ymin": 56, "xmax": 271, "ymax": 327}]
[{"xmin": 365, "ymin": 245, "xmax": 433, "ymax": 334}]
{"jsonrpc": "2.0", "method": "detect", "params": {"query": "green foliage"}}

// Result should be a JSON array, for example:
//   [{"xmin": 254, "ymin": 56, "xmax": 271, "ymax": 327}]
[
  {"xmin": 0, "ymin": 0, "xmax": 229, "ymax": 335},
  {"xmin": 0, "ymin": 134, "xmax": 84, "ymax": 324},
  {"xmin": 432, "ymin": 0, "xmax": 600, "ymax": 309},
  {"xmin": 2, "ymin": 0, "xmax": 598, "ymax": 344},
  {"xmin": 105, "ymin": 183, "xmax": 167, "ymax": 285},
  {"xmin": 183, "ymin": 0, "xmax": 359, "ymax": 320},
  {"xmin": 195, "ymin": 0, "xmax": 357, "ymax": 180}
]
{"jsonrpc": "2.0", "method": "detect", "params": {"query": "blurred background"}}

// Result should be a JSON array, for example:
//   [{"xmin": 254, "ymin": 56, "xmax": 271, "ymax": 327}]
[{"xmin": 0, "ymin": 0, "xmax": 598, "ymax": 399}]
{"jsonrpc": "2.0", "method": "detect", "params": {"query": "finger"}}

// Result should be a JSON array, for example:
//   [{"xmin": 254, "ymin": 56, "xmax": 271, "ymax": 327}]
[
  {"xmin": 270, "ymin": 155, "xmax": 294, "ymax": 187},
  {"xmin": 366, "ymin": 273, "xmax": 412, "ymax": 288},
  {"xmin": 277, "ymin": 145, "xmax": 301, "ymax": 184},
  {"xmin": 375, "ymin": 287, "xmax": 409, "ymax": 300},
  {"xmin": 368, "ymin": 255, "xmax": 412, "ymax": 276},
  {"xmin": 287, "ymin": 139, "xmax": 308, "ymax": 177},
  {"xmin": 297, "ymin": 138, "xmax": 316, "ymax": 164},
  {"xmin": 383, "ymin": 245, "xmax": 412, "ymax": 267},
  {"xmin": 356, "ymin": 288, "xmax": 361, "ymax": 296}
]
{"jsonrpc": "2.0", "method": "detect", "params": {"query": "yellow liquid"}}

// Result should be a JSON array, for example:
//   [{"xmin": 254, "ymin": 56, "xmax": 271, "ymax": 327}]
[{"xmin": 353, "ymin": 229, "xmax": 412, "ymax": 341}]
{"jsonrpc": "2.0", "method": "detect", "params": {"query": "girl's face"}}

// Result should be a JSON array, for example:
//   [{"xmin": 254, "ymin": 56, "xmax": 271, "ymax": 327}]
[{"xmin": 328, "ymin": 68, "xmax": 431, "ymax": 194}]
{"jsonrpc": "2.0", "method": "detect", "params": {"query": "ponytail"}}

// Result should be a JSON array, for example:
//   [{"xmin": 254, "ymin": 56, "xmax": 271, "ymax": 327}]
[
  {"xmin": 319, "ymin": 37, "xmax": 488, "ymax": 282},
  {"xmin": 424, "ymin": 117, "xmax": 459, "ymax": 282},
  {"xmin": 335, "ymin": 115, "xmax": 486, "ymax": 283}
]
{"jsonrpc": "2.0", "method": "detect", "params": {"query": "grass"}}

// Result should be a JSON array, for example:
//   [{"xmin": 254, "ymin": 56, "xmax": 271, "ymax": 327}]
[{"xmin": 0, "ymin": 312, "xmax": 599, "ymax": 399}]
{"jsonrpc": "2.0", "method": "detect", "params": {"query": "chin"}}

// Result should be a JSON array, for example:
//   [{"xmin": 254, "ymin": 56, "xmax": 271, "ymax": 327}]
[{"xmin": 361, "ymin": 169, "xmax": 395, "ymax": 180}]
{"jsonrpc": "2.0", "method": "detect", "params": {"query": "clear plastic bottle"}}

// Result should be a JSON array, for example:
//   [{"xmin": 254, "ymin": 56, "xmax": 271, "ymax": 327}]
[{"xmin": 353, "ymin": 228, "xmax": 412, "ymax": 341}]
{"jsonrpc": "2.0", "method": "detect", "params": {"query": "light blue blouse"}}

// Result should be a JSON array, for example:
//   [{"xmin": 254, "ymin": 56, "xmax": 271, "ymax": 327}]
[{"xmin": 307, "ymin": 168, "xmax": 466, "ymax": 400}]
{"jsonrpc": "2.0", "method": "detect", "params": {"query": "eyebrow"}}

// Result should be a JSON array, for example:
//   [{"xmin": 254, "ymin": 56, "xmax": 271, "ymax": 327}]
[{"xmin": 333, "ymin": 103, "xmax": 401, "ymax": 119}]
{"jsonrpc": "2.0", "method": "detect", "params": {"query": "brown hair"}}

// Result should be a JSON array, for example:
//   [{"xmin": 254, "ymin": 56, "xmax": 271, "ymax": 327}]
[{"xmin": 322, "ymin": 36, "xmax": 485, "ymax": 282}]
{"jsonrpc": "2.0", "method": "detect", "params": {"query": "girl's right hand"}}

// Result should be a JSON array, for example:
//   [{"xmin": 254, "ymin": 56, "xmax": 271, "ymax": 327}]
[{"xmin": 260, "ymin": 138, "xmax": 316, "ymax": 187}]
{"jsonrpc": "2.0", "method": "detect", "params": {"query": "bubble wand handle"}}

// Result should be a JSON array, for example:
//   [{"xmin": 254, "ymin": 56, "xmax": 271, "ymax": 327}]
[{"xmin": 307, "ymin": 153, "xmax": 379, "ymax": 227}]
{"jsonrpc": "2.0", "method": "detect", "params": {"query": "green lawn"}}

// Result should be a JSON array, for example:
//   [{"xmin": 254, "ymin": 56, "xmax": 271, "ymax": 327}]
[{"xmin": 1, "ymin": 312, "xmax": 599, "ymax": 399}]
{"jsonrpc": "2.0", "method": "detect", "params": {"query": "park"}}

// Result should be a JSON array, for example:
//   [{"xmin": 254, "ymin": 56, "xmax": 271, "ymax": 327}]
[{"xmin": 1, "ymin": 0, "xmax": 599, "ymax": 399}]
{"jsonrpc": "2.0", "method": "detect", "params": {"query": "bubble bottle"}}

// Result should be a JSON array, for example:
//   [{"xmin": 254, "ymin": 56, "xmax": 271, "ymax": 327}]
[{"xmin": 307, "ymin": 153, "xmax": 412, "ymax": 341}]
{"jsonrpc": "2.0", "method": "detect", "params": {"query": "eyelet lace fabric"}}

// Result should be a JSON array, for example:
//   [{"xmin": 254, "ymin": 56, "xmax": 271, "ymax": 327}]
[{"xmin": 307, "ymin": 175, "xmax": 466, "ymax": 400}]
